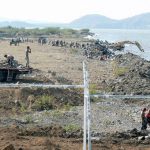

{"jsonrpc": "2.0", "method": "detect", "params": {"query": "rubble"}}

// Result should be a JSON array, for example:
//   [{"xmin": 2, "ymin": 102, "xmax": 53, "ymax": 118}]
[{"xmin": 107, "ymin": 53, "xmax": 150, "ymax": 94}]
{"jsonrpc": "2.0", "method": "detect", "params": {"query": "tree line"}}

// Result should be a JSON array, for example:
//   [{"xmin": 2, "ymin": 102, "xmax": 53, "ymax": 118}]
[{"xmin": 0, "ymin": 26, "xmax": 92, "ymax": 37}]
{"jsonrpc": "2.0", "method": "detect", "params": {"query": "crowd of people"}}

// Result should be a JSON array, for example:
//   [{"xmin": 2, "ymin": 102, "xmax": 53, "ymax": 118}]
[{"xmin": 48, "ymin": 39, "xmax": 115, "ymax": 60}]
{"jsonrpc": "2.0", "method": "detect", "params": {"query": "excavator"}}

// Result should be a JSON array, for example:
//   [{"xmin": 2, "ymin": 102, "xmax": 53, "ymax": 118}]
[{"xmin": 109, "ymin": 40, "xmax": 144, "ymax": 52}]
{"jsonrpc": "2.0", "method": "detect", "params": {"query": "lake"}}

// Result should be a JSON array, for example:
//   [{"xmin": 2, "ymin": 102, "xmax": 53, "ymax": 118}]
[{"xmin": 90, "ymin": 29, "xmax": 150, "ymax": 60}]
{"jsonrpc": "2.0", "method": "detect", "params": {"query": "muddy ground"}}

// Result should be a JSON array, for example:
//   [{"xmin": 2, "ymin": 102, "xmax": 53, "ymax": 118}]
[{"xmin": 0, "ymin": 39, "xmax": 150, "ymax": 150}]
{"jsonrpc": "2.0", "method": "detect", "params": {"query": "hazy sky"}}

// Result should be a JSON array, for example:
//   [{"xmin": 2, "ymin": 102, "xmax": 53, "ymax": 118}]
[{"xmin": 0, "ymin": 0, "xmax": 150, "ymax": 23}]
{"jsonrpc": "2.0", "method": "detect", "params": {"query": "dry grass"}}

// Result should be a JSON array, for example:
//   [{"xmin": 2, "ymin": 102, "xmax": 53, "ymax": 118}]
[{"xmin": 0, "ymin": 40, "xmax": 114, "ymax": 85}]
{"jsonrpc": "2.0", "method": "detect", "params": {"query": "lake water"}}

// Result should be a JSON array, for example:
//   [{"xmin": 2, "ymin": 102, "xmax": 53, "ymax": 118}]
[{"xmin": 89, "ymin": 29, "xmax": 150, "ymax": 60}]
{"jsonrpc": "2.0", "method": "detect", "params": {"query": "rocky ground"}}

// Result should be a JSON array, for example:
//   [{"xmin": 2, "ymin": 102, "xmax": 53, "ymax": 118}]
[{"xmin": 0, "ymin": 39, "xmax": 150, "ymax": 149}]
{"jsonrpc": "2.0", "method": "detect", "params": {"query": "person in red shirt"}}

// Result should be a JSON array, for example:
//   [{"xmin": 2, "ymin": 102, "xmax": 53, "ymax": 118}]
[
  {"xmin": 141, "ymin": 108, "xmax": 147, "ymax": 130},
  {"xmin": 146, "ymin": 109, "xmax": 150, "ymax": 126}
]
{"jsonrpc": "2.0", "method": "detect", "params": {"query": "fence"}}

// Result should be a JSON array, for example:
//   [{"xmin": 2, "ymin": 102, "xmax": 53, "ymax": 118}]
[{"xmin": 1, "ymin": 61, "xmax": 150, "ymax": 150}]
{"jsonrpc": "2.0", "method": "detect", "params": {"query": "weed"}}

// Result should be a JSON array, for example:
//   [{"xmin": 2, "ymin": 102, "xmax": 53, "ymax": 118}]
[
  {"xmin": 25, "ymin": 115, "xmax": 34, "ymax": 123},
  {"xmin": 111, "ymin": 60, "xmax": 129, "ymax": 77},
  {"xmin": 12, "ymin": 107, "xmax": 17, "ymax": 115},
  {"xmin": 63, "ymin": 103, "xmax": 72, "ymax": 111},
  {"xmin": 34, "ymin": 95, "xmax": 55, "ymax": 111},
  {"xmin": 20, "ymin": 102, "xmax": 27, "ymax": 113},
  {"xmin": 51, "ymin": 110, "xmax": 63, "ymax": 118},
  {"xmin": 90, "ymin": 84, "xmax": 98, "ymax": 94},
  {"xmin": 91, "ymin": 97, "xmax": 104, "ymax": 103},
  {"xmin": 114, "ymin": 67, "xmax": 129, "ymax": 76},
  {"xmin": 51, "ymin": 71, "xmax": 56, "ymax": 76},
  {"xmin": 103, "ymin": 119, "xmax": 112, "ymax": 126},
  {"xmin": 56, "ymin": 76, "xmax": 72, "ymax": 84},
  {"xmin": 64, "ymin": 124, "xmax": 80, "ymax": 132}
]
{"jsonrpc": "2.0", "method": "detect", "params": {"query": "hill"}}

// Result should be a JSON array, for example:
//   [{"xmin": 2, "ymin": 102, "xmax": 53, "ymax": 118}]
[
  {"xmin": 68, "ymin": 14, "xmax": 117, "ymax": 28},
  {"xmin": 119, "ymin": 13, "xmax": 150, "ymax": 29},
  {"xmin": 0, "ymin": 12, "xmax": 150, "ymax": 29},
  {"xmin": 69, "ymin": 12, "xmax": 150, "ymax": 29}
]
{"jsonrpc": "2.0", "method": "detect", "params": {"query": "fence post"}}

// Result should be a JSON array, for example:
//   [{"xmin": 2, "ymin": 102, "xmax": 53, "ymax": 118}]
[
  {"xmin": 83, "ymin": 61, "xmax": 91, "ymax": 150},
  {"xmin": 83, "ymin": 61, "xmax": 87, "ymax": 150}
]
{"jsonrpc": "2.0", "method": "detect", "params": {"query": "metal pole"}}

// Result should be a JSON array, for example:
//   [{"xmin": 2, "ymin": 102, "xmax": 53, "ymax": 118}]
[
  {"xmin": 91, "ymin": 94, "xmax": 150, "ymax": 99},
  {"xmin": 86, "ymin": 64, "xmax": 91, "ymax": 150},
  {"xmin": 83, "ymin": 61, "xmax": 91, "ymax": 150},
  {"xmin": 83, "ymin": 61, "xmax": 87, "ymax": 150},
  {"xmin": 0, "ymin": 84, "xmax": 83, "ymax": 89}
]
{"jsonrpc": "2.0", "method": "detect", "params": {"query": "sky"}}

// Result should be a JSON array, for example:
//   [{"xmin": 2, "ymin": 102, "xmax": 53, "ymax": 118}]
[{"xmin": 0, "ymin": 0, "xmax": 150, "ymax": 23}]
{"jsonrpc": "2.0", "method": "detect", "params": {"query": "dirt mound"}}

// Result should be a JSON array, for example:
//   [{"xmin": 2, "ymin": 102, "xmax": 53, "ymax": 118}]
[
  {"xmin": 0, "ymin": 125, "xmax": 150, "ymax": 150},
  {"xmin": 19, "ymin": 124, "xmax": 83, "ymax": 138},
  {"xmin": 107, "ymin": 53, "xmax": 150, "ymax": 94},
  {"xmin": 0, "ymin": 88, "xmax": 83, "ymax": 114}
]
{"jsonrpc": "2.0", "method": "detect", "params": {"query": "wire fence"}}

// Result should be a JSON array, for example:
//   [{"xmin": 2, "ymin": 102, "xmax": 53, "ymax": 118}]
[{"xmin": 0, "ymin": 61, "xmax": 150, "ymax": 150}]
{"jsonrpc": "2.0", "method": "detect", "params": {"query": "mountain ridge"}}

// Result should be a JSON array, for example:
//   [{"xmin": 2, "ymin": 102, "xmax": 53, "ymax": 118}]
[
  {"xmin": 68, "ymin": 12, "xmax": 150, "ymax": 29},
  {"xmin": 0, "ymin": 12, "xmax": 150, "ymax": 29}
]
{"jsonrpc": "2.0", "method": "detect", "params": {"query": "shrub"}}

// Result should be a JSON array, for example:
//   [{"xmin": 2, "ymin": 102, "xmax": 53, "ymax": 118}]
[
  {"xmin": 89, "ymin": 84, "xmax": 98, "ymax": 94},
  {"xmin": 56, "ymin": 76, "xmax": 72, "ymax": 84},
  {"xmin": 25, "ymin": 115, "xmax": 34, "ymax": 123},
  {"xmin": 112, "ymin": 60, "xmax": 129, "ymax": 77},
  {"xmin": 51, "ymin": 110, "xmax": 63, "ymax": 118},
  {"xmin": 63, "ymin": 103, "xmax": 72, "ymax": 111},
  {"xmin": 64, "ymin": 124, "xmax": 80, "ymax": 132},
  {"xmin": 34, "ymin": 95, "xmax": 55, "ymax": 111},
  {"xmin": 114, "ymin": 67, "xmax": 129, "ymax": 76}
]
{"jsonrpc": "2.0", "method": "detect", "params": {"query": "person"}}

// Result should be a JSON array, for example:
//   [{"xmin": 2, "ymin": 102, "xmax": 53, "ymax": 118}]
[
  {"xmin": 141, "ymin": 108, "xmax": 147, "ymax": 130},
  {"xmin": 4, "ymin": 54, "xmax": 14, "ymax": 67},
  {"xmin": 146, "ymin": 109, "xmax": 150, "ymax": 126},
  {"xmin": 25, "ymin": 46, "xmax": 31, "ymax": 67}
]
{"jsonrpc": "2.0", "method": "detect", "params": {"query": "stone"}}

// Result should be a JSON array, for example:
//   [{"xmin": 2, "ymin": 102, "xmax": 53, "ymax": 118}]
[
  {"xmin": 138, "ymin": 136, "xmax": 145, "ymax": 141},
  {"xmin": 2, "ymin": 144, "xmax": 15, "ymax": 150}
]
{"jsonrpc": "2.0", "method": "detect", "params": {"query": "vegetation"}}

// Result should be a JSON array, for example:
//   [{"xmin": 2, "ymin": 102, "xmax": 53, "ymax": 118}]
[
  {"xmin": 62, "ymin": 103, "xmax": 72, "ymax": 111},
  {"xmin": 63, "ymin": 124, "xmax": 80, "ymax": 132},
  {"xmin": 112, "ymin": 61, "xmax": 129, "ymax": 77},
  {"xmin": 50, "ymin": 110, "xmax": 63, "ymax": 118},
  {"xmin": 90, "ymin": 83, "xmax": 99, "ymax": 94},
  {"xmin": 34, "ymin": 95, "xmax": 55, "ymax": 111},
  {"xmin": 56, "ymin": 76, "xmax": 72, "ymax": 84},
  {"xmin": 25, "ymin": 115, "xmax": 34, "ymax": 123},
  {"xmin": 114, "ymin": 67, "xmax": 129, "ymax": 76},
  {"xmin": 0, "ymin": 26, "xmax": 92, "ymax": 37}
]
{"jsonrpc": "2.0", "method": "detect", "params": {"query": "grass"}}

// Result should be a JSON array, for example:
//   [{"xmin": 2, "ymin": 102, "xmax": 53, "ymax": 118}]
[
  {"xmin": 103, "ymin": 119, "xmax": 112, "ymax": 126},
  {"xmin": 114, "ymin": 67, "xmax": 129, "ymax": 76},
  {"xmin": 89, "ymin": 84, "xmax": 98, "ymax": 94},
  {"xmin": 62, "ymin": 103, "xmax": 72, "ymax": 111},
  {"xmin": 111, "ymin": 60, "xmax": 129, "ymax": 77},
  {"xmin": 56, "ymin": 76, "xmax": 72, "ymax": 84},
  {"xmin": 50, "ymin": 110, "xmax": 63, "ymax": 118},
  {"xmin": 19, "ymin": 102, "xmax": 28, "ymax": 113},
  {"xmin": 0, "ymin": 40, "xmax": 107, "ymax": 85},
  {"xmin": 34, "ymin": 95, "xmax": 55, "ymax": 111},
  {"xmin": 24, "ymin": 115, "xmax": 34, "ymax": 123},
  {"xmin": 63, "ymin": 124, "xmax": 80, "ymax": 132}
]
